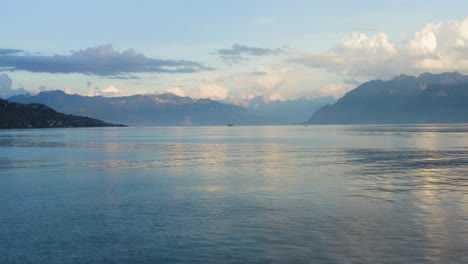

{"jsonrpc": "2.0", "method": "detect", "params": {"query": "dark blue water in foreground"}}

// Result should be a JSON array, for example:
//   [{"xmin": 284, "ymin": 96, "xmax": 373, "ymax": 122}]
[{"xmin": 1, "ymin": 125, "xmax": 467, "ymax": 263}]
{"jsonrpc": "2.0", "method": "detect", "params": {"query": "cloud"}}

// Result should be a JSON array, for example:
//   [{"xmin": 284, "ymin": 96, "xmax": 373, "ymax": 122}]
[
  {"xmin": 219, "ymin": 44, "xmax": 280, "ymax": 56},
  {"xmin": 0, "ymin": 48, "xmax": 23, "ymax": 55},
  {"xmin": 197, "ymin": 84, "xmax": 229, "ymax": 100},
  {"xmin": 0, "ymin": 44, "xmax": 212, "ymax": 76},
  {"xmin": 88, "ymin": 85, "xmax": 133, "ymax": 97},
  {"xmin": 107, "ymin": 75, "xmax": 141, "ymax": 80},
  {"xmin": 343, "ymin": 79, "xmax": 362, "ymax": 85},
  {"xmin": 100, "ymin": 86, "xmax": 121, "ymax": 97},
  {"xmin": 160, "ymin": 64, "xmax": 302, "ymax": 103},
  {"xmin": 165, "ymin": 85, "xmax": 186, "ymax": 97},
  {"xmin": 218, "ymin": 44, "xmax": 283, "ymax": 64},
  {"xmin": 290, "ymin": 17, "xmax": 468, "ymax": 79},
  {"xmin": 0, "ymin": 74, "xmax": 12, "ymax": 90},
  {"xmin": 0, "ymin": 73, "xmax": 28, "ymax": 98},
  {"xmin": 199, "ymin": 65, "xmax": 301, "ymax": 102},
  {"xmin": 165, "ymin": 84, "xmax": 229, "ymax": 101},
  {"xmin": 256, "ymin": 72, "xmax": 284, "ymax": 94},
  {"xmin": 64, "ymin": 88, "xmax": 74, "ymax": 94},
  {"xmin": 319, "ymin": 84, "xmax": 355, "ymax": 98},
  {"xmin": 290, "ymin": 33, "xmax": 399, "ymax": 78}
]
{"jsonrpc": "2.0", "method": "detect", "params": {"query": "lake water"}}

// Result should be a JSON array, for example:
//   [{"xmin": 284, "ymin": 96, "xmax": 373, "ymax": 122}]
[{"xmin": 1, "ymin": 125, "xmax": 467, "ymax": 263}]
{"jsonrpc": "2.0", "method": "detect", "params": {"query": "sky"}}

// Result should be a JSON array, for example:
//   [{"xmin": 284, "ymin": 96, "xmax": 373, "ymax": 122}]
[{"xmin": 1, "ymin": 0, "xmax": 468, "ymax": 102}]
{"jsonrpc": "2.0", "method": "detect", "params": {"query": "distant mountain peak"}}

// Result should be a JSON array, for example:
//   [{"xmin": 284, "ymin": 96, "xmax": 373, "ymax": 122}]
[
  {"xmin": 418, "ymin": 71, "xmax": 462, "ymax": 78},
  {"xmin": 389, "ymin": 72, "xmax": 466, "ymax": 84},
  {"xmin": 391, "ymin": 74, "xmax": 414, "ymax": 81},
  {"xmin": 417, "ymin": 71, "xmax": 466, "ymax": 84},
  {"xmin": 33, "ymin": 90, "xmax": 68, "ymax": 97}
]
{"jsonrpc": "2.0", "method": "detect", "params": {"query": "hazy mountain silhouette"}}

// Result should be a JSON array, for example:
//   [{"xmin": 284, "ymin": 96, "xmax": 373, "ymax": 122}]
[
  {"xmin": 243, "ymin": 96, "xmax": 335, "ymax": 124},
  {"xmin": 307, "ymin": 72, "xmax": 468, "ymax": 124},
  {"xmin": 9, "ymin": 91, "xmax": 263, "ymax": 126},
  {"xmin": 0, "ymin": 98, "xmax": 123, "ymax": 129}
]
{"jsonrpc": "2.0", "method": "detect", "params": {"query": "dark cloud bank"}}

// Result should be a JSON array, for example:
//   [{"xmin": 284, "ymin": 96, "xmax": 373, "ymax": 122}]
[{"xmin": 0, "ymin": 44, "xmax": 211, "ymax": 76}]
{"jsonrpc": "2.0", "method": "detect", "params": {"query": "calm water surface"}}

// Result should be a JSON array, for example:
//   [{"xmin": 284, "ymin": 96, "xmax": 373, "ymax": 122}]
[{"xmin": 1, "ymin": 125, "xmax": 467, "ymax": 263}]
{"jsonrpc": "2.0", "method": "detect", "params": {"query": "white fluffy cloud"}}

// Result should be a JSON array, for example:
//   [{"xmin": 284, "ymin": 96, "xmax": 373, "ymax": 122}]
[
  {"xmin": 165, "ymin": 85, "xmax": 186, "ymax": 97},
  {"xmin": 164, "ymin": 84, "xmax": 229, "ymax": 101},
  {"xmin": 197, "ymin": 84, "xmax": 229, "ymax": 100},
  {"xmin": 248, "ymin": 66, "xmax": 303, "ymax": 101},
  {"xmin": 101, "ymin": 86, "xmax": 120, "ymax": 96},
  {"xmin": 163, "ymin": 65, "xmax": 305, "ymax": 102},
  {"xmin": 87, "ymin": 85, "xmax": 132, "ymax": 97},
  {"xmin": 0, "ymin": 73, "xmax": 28, "ymax": 98},
  {"xmin": 64, "ymin": 88, "xmax": 74, "ymax": 94},
  {"xmin": 291, "ymin": 17, "xmax": 468, "ymax": 79}
]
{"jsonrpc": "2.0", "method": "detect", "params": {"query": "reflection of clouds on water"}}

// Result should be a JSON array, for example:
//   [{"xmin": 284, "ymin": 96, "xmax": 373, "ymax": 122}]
[
  {"xmin": 345, "ymin": 146, "xmax": 468, "ymax": 262},
  {"xmin": 346, "ymin": 148, "xmax": 468, "ymax": 200},
  {"xmin": 411, "ymin": 167, "xmax": 468, "ymax": 263}
]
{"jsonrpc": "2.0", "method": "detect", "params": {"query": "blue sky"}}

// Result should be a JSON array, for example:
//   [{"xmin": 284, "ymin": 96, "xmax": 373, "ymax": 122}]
[{"xmin": 1, "ymin": 0, "xmax": 468, "ymax": 101}]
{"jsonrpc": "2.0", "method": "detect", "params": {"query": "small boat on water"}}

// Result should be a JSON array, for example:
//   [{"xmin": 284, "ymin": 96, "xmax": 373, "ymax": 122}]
[{"xmin": 227, "ymin": 123, "xmax": 234, "ymax": 127}]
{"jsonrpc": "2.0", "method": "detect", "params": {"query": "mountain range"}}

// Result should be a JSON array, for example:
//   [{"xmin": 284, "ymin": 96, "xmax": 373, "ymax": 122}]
[
  {"xmin": 0, "ymin": 99, "xmax": 123, "ymax": 129},
  {"xmin": 9, "ymin": 91, "xmax": 262, "ymax": 126},
  {"xmin": 9, "ymin": 91, "xmax": 332, "ymax": 126},
  {"xmin": 308, "ymin": 72, "xmax": 468, "ymax": 124}
]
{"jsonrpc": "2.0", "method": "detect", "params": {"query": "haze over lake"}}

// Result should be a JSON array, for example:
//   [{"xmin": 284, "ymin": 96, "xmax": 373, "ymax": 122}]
[{"xmin": 1, "ymin": 125, "xmax": 467, "ymax": 263}]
